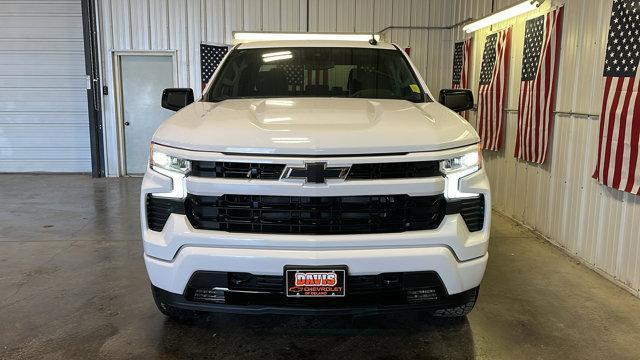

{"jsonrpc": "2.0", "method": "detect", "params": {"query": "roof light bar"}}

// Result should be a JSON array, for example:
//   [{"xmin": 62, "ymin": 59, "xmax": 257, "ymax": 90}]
[
  {"xmin": 233, "ymin": 32, "xmax": 381, "ymax": 44},
  {"xmin": 462, "ymin": 0, "xmax": 543, "ymax": 33}
]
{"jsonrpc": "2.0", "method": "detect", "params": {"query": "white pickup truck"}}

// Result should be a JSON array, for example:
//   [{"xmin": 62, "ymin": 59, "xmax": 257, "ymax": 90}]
[{"xmin": 141, "ymin": 34, "xmax": 490, "ymax": 320}]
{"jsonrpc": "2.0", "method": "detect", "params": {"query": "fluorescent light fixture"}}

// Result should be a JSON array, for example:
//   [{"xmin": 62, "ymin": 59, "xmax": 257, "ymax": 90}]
[
  {"xmin": 262, "ymin": 51, "xmax": 292, "ymax": 58},
  {"xmin": 462, "ymin": 0, "xmax": 543, "ymax": 33},
  {"xmin": 263, "ymin": 55, "xmax": 292, "ymax": 62},
  {"xmin": 262, "ymin": 51, "xmax": 293, "ymax": 62},
  {"xmin": 263, "ymin": 116, "xmax": 292, "ymax": 123},
  {"xmin": 271, "ymin": 137, "xmax": 310, "ymax": 144},
  {"xmin": 265, "ymin": 100, "xmax": 294, "ymax": 106},
  {"xmin": 233, "ymin": 32, "xmax": 380, "ymax": 43}
]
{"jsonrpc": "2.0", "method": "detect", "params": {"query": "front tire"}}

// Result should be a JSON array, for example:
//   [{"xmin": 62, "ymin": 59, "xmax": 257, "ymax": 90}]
[
  {"xmin": 431, "ymin": 287, "xmax": 479, "ymax": 318},
  {"xmin": 151, "ymin": 286, "xmax": 200, "ymax": 322}
]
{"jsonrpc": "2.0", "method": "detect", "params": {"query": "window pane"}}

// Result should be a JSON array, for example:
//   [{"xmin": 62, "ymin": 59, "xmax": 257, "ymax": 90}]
[{"xmin": 206, "ymin": 47, "xmax": 426, "ymax": 102}]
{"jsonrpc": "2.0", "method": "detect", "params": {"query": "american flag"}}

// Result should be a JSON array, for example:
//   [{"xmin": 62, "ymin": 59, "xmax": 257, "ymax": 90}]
[
  {"xmin": 514, "ymin": 7, "xmax": 564, "ymax": 164},
  {"xmin": 594, "ymin": 0, "xmax": 640, "ymax": 195},
  {"xmin": 452, "ymin": 38, "xmax": 471, "ymax": 119},
  {"xmin": 452, "ymin": 38, "xmax": 471, "ymax": 89},
  {"xmin": 477, "ymin": 28, "xmax": 511, "ymax": 151},
  {"xmin": 200, "ymin": 43, "xmax": 228, "ymax": 90},
  {"xmin": 282, "ymin": 64, "xmax": 304, "ymax": 86}
]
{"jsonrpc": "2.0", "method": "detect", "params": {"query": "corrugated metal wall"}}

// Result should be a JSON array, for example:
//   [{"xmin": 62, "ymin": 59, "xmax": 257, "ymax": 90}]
[
  {"xmin": 97, "ymin": 0, "xmax": 456, "ymax": 175},
  {"xmin": 450, "ymin": 0, "xmax": 640, "ymax": 297},
  {"xmin": 98, "ymin": 0, "xmax": 311, "ymax": 175},
  {"xmin": 0, "ymin": 0, "xmax": 90, "ymax": 172}
]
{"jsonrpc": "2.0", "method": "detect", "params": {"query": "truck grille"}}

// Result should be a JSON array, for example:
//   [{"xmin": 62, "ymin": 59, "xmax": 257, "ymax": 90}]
[
  {"xmin": 190, "ymin": 161, "xmax": 286, "ymax": 180},
  {"xmin": 189, "ymin": 160, "xmax": 442, "ymax": 180},
  {"xmin": 147, "ymin": 194, "xmax": 485, "ymax": 233},
  {"xmin": 184, "ymin": 271, "xmax": 447, "ymax": 307},
  {"xmin": 346, "ymin": 161, "xmax": 441, "ymax": 179},
  {"xmin": 184, "ymin": 194, "xmax": 447, "ymax": 235},
  {"xmin": 220, "ymin": 271, "xmax": 441, "ymax": 293}
]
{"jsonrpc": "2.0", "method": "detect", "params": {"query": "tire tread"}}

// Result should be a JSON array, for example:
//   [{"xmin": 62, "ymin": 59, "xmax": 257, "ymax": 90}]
[{"xmin": 432, "ymin": 287, "xmax": 479, "ymax": 318}]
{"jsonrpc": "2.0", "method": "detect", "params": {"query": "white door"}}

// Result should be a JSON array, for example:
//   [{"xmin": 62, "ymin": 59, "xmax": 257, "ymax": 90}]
[
  {"xmin": 118, "ymin": 54, "xmax": 175, "ymax": 175},
  {"xmin": 0, "ymin": 1, "xmax": 90, "ymax": 172}
]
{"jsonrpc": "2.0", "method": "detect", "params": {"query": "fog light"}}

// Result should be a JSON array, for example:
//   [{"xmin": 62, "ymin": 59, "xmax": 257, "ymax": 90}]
[{"xmin": 406, "ymin": 288, "xmax": 438, "ymax": 302}]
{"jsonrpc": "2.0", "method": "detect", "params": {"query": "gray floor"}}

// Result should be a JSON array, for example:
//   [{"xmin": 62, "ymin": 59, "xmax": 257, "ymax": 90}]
[{"xmin": 1, "ymin": 175, "xmax": 639, "ymax": 360}]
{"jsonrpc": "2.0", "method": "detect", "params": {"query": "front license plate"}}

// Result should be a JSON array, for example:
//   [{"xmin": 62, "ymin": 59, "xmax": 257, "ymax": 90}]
[{"xmin": 285, "ymin": 266, "xmax": 346, "ymax": 298}]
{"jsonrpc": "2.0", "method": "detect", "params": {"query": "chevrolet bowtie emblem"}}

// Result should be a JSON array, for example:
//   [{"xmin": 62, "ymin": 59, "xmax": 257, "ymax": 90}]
[{"xmin": 282, "ymin": 162, "xmax": 350, "ymax": 183}]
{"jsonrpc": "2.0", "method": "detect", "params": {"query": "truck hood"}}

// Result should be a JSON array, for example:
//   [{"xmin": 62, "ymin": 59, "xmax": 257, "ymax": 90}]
[{"xmin": 153, "ymin": 98, "xmax": 479, "ymax": 155}]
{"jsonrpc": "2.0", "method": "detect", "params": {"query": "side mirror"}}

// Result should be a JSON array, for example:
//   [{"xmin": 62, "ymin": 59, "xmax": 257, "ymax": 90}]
[
  {"xmin": 439, "ymin": 89, "xmax": 474, "ymax": 112},
  {"xmin": 161, "ymin": 88, "xmax": 194, "ymax": 111}
]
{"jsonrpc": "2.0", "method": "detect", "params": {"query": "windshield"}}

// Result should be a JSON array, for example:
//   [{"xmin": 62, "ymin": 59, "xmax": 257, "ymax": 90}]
[{"xmin": 205, "ymin": 47, "xmax": 427, "ymax": 102}]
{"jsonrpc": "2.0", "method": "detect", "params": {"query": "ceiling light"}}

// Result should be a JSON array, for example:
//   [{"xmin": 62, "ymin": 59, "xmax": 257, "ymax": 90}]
[
  {"xmin": 262, "ymin": 51, "xmax": 292, "ymax": 58},
  {"xmin": 265, "ymin": 100, "xmax": 294, "ymax": 106},
  {"xmin": 462, "ymin": 0, "xmax": 543, "ymax": 33},
  {"xmin": 262, "ymin": 50, "xmax": 293, "ymax": 62},
  {"xmin": 262, "ymin": 54, "xmax": 293, "ymax": 62},
  {"xmin": 233, "ymin": 32, "xmax": 381, "ymax": 44}
]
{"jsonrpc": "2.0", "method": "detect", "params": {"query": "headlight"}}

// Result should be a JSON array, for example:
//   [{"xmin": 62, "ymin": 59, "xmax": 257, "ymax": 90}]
[
  {"xmin": 149, "ymin": 143, "xmax": 190, "ymax": 198},
  {"xmin": 149, "ymin": 144, "xmax": 191, "ymax": 174},
  {"xmin": 440, "ymin": 144, "xmax": 482, "ymax": 199}
]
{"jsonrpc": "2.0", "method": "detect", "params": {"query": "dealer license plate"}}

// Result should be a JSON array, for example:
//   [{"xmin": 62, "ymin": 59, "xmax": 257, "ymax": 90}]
[{"xmin": 285, "ymin": 266, "xmax": 346, "ymax": 298}]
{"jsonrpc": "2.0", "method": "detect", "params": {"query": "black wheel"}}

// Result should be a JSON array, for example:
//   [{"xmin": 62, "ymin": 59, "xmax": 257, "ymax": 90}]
[
  {"xmin": 151, "ymin": 286, "xmax": 201, "ymax": 322},
  {"xmin": 431, "ymin": 287, "xmax": 479, "ymax": 318}
]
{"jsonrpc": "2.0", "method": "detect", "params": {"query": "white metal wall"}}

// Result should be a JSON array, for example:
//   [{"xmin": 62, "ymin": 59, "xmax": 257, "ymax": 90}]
[
  {"xmin": 449, "ymin": 0, "xmax": 640, "ymax": 297},
  {"xmin": 98, "ymin": 0, "xmax": 308, "ymax": 175},
  {"xmin": 96, "ymin": 0, "xmax": 457, "ymax": 176},
  {"xmin": 0, "ymin": 0, "xmax": 90, "ymax": 172},
  {"xmin": 306, "ymin": 0, "xmax": 455, "ymax": 95}
]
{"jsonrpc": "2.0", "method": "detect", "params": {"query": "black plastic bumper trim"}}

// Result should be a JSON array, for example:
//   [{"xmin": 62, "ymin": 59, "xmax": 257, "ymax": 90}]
[{"xmin": 152, "ymin": 285, "xmax": 478, "ymax": 316}]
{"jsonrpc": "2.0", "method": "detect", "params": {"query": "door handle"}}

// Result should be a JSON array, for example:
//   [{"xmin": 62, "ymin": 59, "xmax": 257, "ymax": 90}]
[{"xmin": 124, "ymin": 121, "xmax": 130, "ymax": 126}]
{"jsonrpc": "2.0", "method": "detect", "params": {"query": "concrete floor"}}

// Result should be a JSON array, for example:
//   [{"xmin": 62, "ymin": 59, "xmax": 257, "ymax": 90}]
[{"xmin": 1, "ymin": 175, "xmax": 640, "ymax": 360}]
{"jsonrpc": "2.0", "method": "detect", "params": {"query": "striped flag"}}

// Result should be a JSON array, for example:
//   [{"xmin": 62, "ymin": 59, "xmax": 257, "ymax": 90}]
[
  {"xmin": 594, "ymin": 0, "xmax": 640, "ymax": 195},
  {"xmin": 452, "ymin": 38, "xmax": 471, "ymax": 89},
  {"xmin": 452, "ymin": 38, "xmax": 471, "ymax": 119},
  {"xmin": 514, "ymin": 7, "xmax": 564, "ymax": 164},
  {"xmin": 477, "ymin": 28, "xmax": 511, "ymax": 151},
  {"xmin": 200, "ymin": 43, "xmax": 228, "ymax": 90}
]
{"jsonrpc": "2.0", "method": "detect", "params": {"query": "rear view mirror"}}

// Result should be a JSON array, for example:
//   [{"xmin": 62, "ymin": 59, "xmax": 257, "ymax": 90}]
[
  {"xmin": 162, "ymin": 88, "xmax": 194, "ymax": 111},
  {"xmin": 439, "ymin": 89, "xmax": 474, "ymax": 112}
]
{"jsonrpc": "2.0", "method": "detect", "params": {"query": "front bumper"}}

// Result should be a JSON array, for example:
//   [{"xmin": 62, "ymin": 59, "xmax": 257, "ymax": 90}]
[
  {"xmin": 152, "ymin": 284, "xmax": 480, "ymax": 316},
  {"xmin": 145, "ymin": 245, "xmax": 488, "ymax": 296},
  {"xmin": 141, "ymin": 145, "xmax": 491, "ymax": 305}
]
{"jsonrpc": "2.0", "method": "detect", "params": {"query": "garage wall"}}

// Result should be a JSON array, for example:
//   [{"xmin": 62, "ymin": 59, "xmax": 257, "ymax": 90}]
[
  {"xmin": 0, "ymin": 0, "xmax": 91, "ymax": 172},
  {"xmin": 449, "ymin": 0, "xmax": 640, "ymax": 297},
  {"xmin": 305, "ymin": 0, "xmax": 456, "ymax": 97},
  {"xmin": 96, "ymin": 0, "xmax": 457, "ymax": 176}
]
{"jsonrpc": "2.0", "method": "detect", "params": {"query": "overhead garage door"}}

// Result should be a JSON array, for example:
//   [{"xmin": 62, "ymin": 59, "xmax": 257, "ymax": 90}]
[{"xmin": 0, "ymin": 0, "xmax": 90, "ymax": 172}]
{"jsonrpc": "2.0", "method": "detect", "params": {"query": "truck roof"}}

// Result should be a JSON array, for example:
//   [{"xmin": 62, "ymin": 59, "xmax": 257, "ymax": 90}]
[{"xmin": 236, "ymin": 40, "xmax": 397, "ymax": 50}]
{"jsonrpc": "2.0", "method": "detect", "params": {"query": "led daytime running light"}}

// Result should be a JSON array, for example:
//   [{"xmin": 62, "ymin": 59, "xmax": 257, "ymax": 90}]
[{"xmin": 440, "ymin": 145, "xmax": 482, "ymax": 199}]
